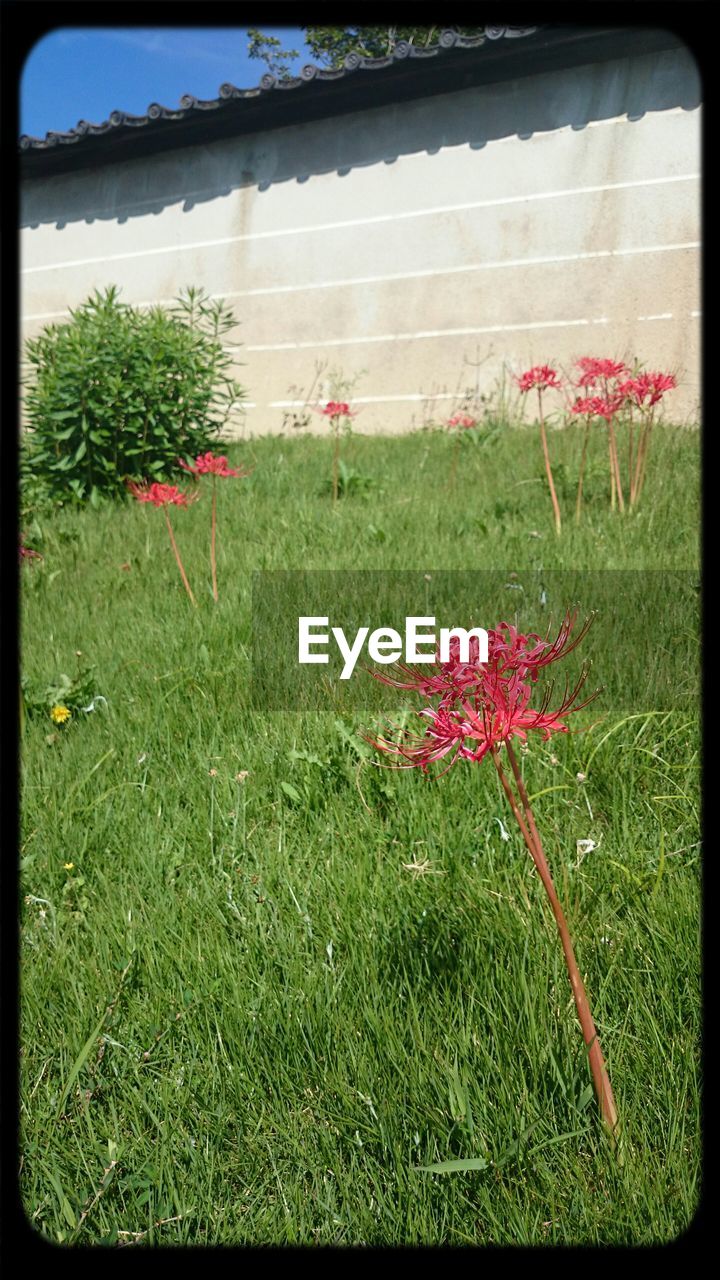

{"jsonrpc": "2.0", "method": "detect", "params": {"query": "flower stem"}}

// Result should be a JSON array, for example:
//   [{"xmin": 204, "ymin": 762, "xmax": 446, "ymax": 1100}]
[
  {"xmin": 608, "ymin": 431, "xmax": 617, "ymax": 510},
  {"xmin": 332, "ymin": 419, "xmax": 340, "ymax": 507},
  {"xmin": 634, "ymin": 407, "xmax": 655, "ymax": 504},
  {"xmin": 448, "ymin": 431, "xmax": 462, "ymax": 492},
  {"xmin": 538, "ymin": 389, "xmax": 562, "ymax": 535},
  {"xmin": 575, "ymin": 419, "xmax": 591, "ymax": 524},
  {"xmin": 493, "ymin": 743, "xmax": 619, "ymax": 1140},
  {"xmin": 164, "ymin": 510, "xmax": 197, "ymax": 607},
  {"xmin": 608, "ymin": 421, "xmax": 625, "ymax": 512},
  {"xmin": 632, "ymin": 423, "xmax": 646, "ymax": 505},
  {"xmin": 627, "ymin": 409, "xmax": 635, "ymax": 509},
  {"xmin": 210, "ymin": 476, "xmax": 219, "ymax": 603}
]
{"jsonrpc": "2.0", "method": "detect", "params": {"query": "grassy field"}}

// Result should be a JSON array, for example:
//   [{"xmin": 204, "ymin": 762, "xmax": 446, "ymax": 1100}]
[{"xmin": 20, "ymin": 424, "xmax": 700, "ymax": 1245}]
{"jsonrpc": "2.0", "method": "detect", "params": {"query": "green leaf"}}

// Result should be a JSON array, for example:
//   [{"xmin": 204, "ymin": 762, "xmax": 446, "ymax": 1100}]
[
  {"xmin": 48, "ymin": 1169, "xmax": 78, "ymax": 1229},
  {"xmin": 415, "ymin": 1156, "xmax": 490, "ymax": 1174},
  {"xmin": 280, "ymin": 781, "xmax": 302, "ymax": 803},
  {"xmin": 61, "ymin": 1196, "xmax": 77, "ymax": 1229},
  {"xmin": 55, "ymin": 1008, "xmax": 109, "ymax": 1118}
]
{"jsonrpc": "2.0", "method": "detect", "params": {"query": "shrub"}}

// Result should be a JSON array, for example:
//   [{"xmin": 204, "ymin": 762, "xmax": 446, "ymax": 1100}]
[{"xmin": 21, "ymin": 285, "xmax": 245, "ymax": 506}]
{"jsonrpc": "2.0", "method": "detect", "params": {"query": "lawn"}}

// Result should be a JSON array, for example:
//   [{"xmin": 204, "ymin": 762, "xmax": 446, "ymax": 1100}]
[{"xmin": 19, "ymin": 423, "xmax": 700, "ymax": 1245}]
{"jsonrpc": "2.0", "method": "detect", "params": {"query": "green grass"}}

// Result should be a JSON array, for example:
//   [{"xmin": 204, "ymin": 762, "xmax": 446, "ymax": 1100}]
[{"xmin": 20, "ymin": 424, "xmax": 700, "ymax": 1245}]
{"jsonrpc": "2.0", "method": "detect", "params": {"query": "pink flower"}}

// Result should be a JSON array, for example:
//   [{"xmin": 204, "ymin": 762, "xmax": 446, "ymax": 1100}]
[
  {"xmin": 644, "ymin": 371, "xmax": 677, "ymax": 406},
  {"xmin": 516, "ymin": 365, "xmax": 562, "ymax": 393},
  {"xmin": 313, "ymin": 401, "xmax": 356, "ymax": 419},
  {"xmin": 368, "ymin": 664, "xmax": 595, "ymax": 773},
  {"xmin": 367, "ymin": 613, "xmax": 597, "ymax": 773},
  {"xmin": 127, "ymin": 481, "xmax": 198, "ymax": 604},
  {"xmin": 616, "ymin": 377, "xmax": 649, "ymax": 409},
  {"xmin": 19, "ymin": 541, "xmax": 42, "ymax": 562},
  {"xmin": 447, "ymin": 413, "xmax": 477, "ymax": 430},
  {"xmin": 574, "ymin": 358, "xmax": 628, "ymax": 389},
  {"xmin": 375, "ymin": 613, "xmax": 592, "ymax": 700},
  {"xmin": 127, "ymin": 481, "xmax": 197, "ymax": 508},
  {"xmin": 571, "ymin": 394, "xmax": 623, "ymax": 421},
  {"xmin": 179, "ymin": 451, "xmax": 250, "ymax": 478}
]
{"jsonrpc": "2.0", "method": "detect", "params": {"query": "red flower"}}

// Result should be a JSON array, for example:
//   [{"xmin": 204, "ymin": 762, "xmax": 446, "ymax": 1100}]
[
  {"xmin": 447, "ymin": 413, "xmax": 477, "ymax": 430},
  {"xmin": 375, "ymin": 613, "xmax": 592, "ymax": 700},
  {"xmin": 367, "ymin": 613, "xmax": 597, "ymax": 772},
  {"xmin": 516, "ymin": 365, "xmax": 562, "ymax": 393},
  {"xmin": 571, "ymin": 393, "xmax": 623, "ymax": 421},
  {"xmin": 645, "ymin": 371, "xmax": 677, "ymax": 405},
  {"xmin": 616, "ymin": 377, "xmax": 648, "ymax": 409},
  {"xmin": 179, "ymin": 451, "xmax": 249, "ymax": 478},
  {"xmin": 313, "ymin": 401, "xmax": 356, "ymax": 419},
  {"xmin": 369, "ymin": 664, "xmax": 596, "ymax": 773},
  {"xmin": 19, "ymin": 541, "xmax": 42, "ymax": 562},
  {"xmin": 574, "ymin": 357, "xmax": 628, "ymax": 389},
  {"xmin": 127, "ymin": 481, "xmax": 197, "ymax": 508}
]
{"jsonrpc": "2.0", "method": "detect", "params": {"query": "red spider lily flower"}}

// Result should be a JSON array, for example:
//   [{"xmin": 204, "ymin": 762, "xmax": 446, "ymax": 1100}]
[
  {"xmin": 490, "ymin": 612, "xmax": 595, "ymax": 679},
  {"xmin": 312, "ymin": 401, "xmax": 359, "ymax": 505},
  {"xmin": 447, "ymin": 413, "xmax": 477, "ymax": 430},
  {"xmin": 127, "ymin": 480, "xmax": 197, "ymax": 508},
  {"xmin": 372, "ymin": 611, "xmax": 595, "ymax": 714},
  {"xmin": 644, "ymin": 371, "xmax": 678, "ymax": 405},
  {"xmin": 364, "ymin": 609, "xmax": 618, "ymax": 1138},
  {"xmin": 313, "ymin": 400, "xmax": 357, "ymax": 419},
  {"xmin": 616, "ymin": 373, "xmax": 675, "ymax": 410},
  {"xmin": 19, "ymin": 541, "xmax": 42, "ymax": 562},
  {"xmin": 372, "ymin": 631, "xmax": 488, "ymax": 702},
  {"xmin": 616, "ymin": 377, "xmax": 648, "ymax": 409},
  {"xmin": 516, "ymin": 365, "xmax": 562, "ymax": 393},
  {"xmin": 368, "ymin": 659, "xmax": 597, "ymax": 774},
  {"xmin": 177, "ymin": 453, "xmax": 250, "ymax": 603},
  {"xmin": 570, "ymin": 393, "xmax": 624, "ymax": 421},
  {"xmin": 621, "ymin": 371, "xmax": 677, "ymax": 508},
  {"xmin": 179, "ymin": 451, "xmax": 250, "ymax": 478},
  {"xmin": 574, "ymin": 357, "xmax": 628, "ymax": 388},
  {"xmin": 516, "ymin": 367, "xmax": 563, "ymax": 533},
  {"xmin": 127, "ymin": 481, "xmax": 197, "ymax": 603}
]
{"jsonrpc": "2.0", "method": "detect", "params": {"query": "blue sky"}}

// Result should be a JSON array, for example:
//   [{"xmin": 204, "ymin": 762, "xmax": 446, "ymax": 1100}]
[{"xmin": 21, "ymin": 27, "xmax": 310, "ymax": 138}]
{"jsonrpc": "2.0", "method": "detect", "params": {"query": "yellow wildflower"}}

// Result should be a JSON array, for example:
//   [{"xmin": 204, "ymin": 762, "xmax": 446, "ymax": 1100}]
[
  {"xmin": 63, "ymin": 862, "xmax": 74, "ymax": 871},
  {"xmin": 50, "ymin": 705, "xmax": 71, "ymax": 725}
]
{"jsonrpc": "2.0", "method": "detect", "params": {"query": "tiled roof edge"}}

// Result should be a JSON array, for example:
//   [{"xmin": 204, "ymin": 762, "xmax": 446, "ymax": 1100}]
[{"xmin": 19, "ymin": 26, "xmax": 539, "ymax": 153}]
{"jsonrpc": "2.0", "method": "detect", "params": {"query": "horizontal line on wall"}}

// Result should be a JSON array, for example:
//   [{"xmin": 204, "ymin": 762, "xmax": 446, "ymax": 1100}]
[
  {"xmin": 247, "ymin": 312, "xmax": 705, "ymax": 353},
  {"xmin": 21, "ymin": 173, "xmax": 699, "ymax": 275},
  {"xmin": 268, "ymin": 392, "xmax": 464, "ymax": 408},
  {"xmin": 637, "ymin": 312, "xmax": 673, "ymax": 321},
  {"xmin": 215, "ymin": 241, "xmax": 702, "ymax": 301},
  {"xmin": 23, "ymin": 240, "xmax": 701, "ymax": 324}
]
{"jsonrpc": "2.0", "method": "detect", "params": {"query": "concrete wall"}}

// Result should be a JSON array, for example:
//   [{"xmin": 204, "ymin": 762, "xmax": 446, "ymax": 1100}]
[{"xmin": 20, "ymin": 44, "xmax": 702, "ymax": 433}]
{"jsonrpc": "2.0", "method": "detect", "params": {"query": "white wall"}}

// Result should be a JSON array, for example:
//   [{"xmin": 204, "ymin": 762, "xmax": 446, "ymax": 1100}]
[{"xmin": 21, "ymin": 45, "xmax": 702, "ymax": 433}]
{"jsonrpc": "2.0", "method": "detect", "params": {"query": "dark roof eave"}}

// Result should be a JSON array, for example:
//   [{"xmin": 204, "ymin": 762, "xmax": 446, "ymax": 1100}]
[{"xmin": 20, "ymin": 25, "xmax": 686, "ymax": 179}]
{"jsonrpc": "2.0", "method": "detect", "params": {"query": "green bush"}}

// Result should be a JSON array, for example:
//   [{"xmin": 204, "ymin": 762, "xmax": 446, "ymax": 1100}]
[{"xmin": 21, "ymin": 285, "xmax": 245, "ymax": 507}]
